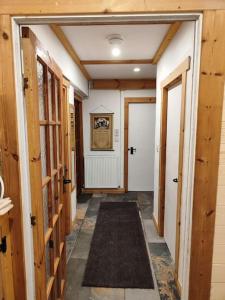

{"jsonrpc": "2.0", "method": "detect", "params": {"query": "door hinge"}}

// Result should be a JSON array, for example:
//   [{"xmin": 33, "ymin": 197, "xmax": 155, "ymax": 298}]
[
  {"xmin": 49, "ymin": 240, "xmax": 54, "ymax": 249},
  {"xmin": 30, "ymin": 215, "xmax": 36, "ymax": 226},
  {"xmin": 0, "ymin": 236, "xmax": 7, "ymax": 253},
  {"xmin": 23, "ymin": 76, "xmax": 29, "ymax": 94}
]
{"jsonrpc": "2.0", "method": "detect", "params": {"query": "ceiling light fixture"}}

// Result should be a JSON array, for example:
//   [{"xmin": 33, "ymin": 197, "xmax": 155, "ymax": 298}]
[
  {"xmin": 134, "ymin": 67, "xmax": 141, "ymax": 72},
  {"xmin": 112, "ymin": 47, "xmax": 121, "ymax": 57},
  {"xmin": 107, "ymin": 34, "xmax": 123, "ymax": 57}
]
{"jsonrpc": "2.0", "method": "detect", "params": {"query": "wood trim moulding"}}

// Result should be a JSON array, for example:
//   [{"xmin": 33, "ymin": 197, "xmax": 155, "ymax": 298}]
[
  {"xmin": 152, "ymin": 214, "xmax": 160, "ymax": 234},
  {"xmin": 157, "ymin": 57, "xmax": 190, "ymax": 287},
  {"xmin": 91, "ymin": 79, "xmax": 156, "ymax": 90},
  {"xmin": 55, "ymin": 21, "xmax": 174, "ymax": 26},
  {"xmin": 152, "ymin": 22, "xmax": 182, "ymax": 64},
  {"xmin": 1, "ymin": 1, "xmax": 225, "ymax": 14},
  {"xmin": 189, "ymin": 10, "xmax": 225, "ymax": 300},
  {"xmin": 0, "ymin": 15, "xmax": 27, "ymax": 300},
  {"xmin": 81, "ymin": 59, "xmax": 153, "ymax": 65},
  {"xmin": 50, "ymin": 24, "xmax": 91, "ymax": 80},
  {"xmin": 82, "ymin": 188, "xmax": 126, "ymax": 194}
]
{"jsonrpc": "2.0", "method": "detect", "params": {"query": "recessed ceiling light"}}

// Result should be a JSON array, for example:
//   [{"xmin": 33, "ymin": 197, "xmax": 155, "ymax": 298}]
[
  {"xmin": 112, "ymin": 47, "xmax": 121, "ymax": 57},
  {"xmin": 134, "ymin": 67, "xmax": 141, "ymax": 72}
]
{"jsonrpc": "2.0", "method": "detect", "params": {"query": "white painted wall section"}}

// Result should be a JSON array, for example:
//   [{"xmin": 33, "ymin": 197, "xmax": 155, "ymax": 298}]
[
  {"xmin": 83, "ymin": 89, "xmax": 156, "ymax": 189},
  {"xmin": 28, "ymin": 25, "xmax": 88, "ymax": 95}
]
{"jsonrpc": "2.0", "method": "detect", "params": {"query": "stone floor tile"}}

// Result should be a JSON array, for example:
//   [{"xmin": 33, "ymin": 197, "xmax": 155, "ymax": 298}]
[
  {"xmin": 139, "ymin": 204, "xmax": 153, "ymax": 219},
  {"xmin": 82, "ymin": 217, "xmax": 96, "ymax": 233},
  {"xmin": 149, "ymin": 243, "xmax": 180, "ymax": 300},
  {"xmin": 125, "ymin": 289, "xmax": 160, "ymax": 300},
  {"xmin": 65, "ymin": 258, "xmax": 91, "ymax": 300},
  {"xmin": 71, "ymin": 231, "xmax": 93, "ymax": 259},
  {"xmin": 143, "ymin": 220, "xmax": 165, "ymax": 243},
  {"xmin": 78, "ymin": 193, "xmax": 92, "ymax": 204},
  {"xmin": 137, "ymin": 191, "xmax": 154, "ymax": 205},
  {"xmin": 90, "ymin": 288, "xmax": 125, "ymax": 300}
]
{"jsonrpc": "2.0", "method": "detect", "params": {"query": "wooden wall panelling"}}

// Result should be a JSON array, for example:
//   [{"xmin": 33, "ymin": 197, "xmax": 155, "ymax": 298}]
[
  {"xmin": 0, "ymin": 15, "xmax": 26, "ymax": 300},
  {"xmin": 0, "ymin": 214, "xmax": 15, "ymax": 300},
  {"xmin": 189, "ymin": 10, "xmax": 225, "ymax": 300},
  {"xmin": 1, "ymin": 1, "xmax": 225, "ymax": 14}
]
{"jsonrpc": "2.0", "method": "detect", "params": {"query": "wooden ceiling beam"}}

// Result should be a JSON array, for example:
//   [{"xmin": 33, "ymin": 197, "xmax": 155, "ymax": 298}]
[
  {"xmin": 91, "ymin": 79, "xmax": 156, "ymax": 90},
  {"xmin": 81, "ymin": 59, "xmax": 153, "ymax": 65},
  {"xmin": 56, "ymin": 21, "xmax": 173, "ymax": 26},
  {"xmin": 50, "ymin": 24, "xmax": 91, "ymax": 80},
  {"xmin": 152, "ymin": 21, "xmax": 182, "ymax": 64}
]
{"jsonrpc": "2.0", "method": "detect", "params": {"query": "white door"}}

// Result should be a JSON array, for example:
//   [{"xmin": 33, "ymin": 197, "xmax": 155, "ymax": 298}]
[
  {"xmin": 164, "ymin": 84, "xmax": 182, "ymax": 261},
  {"xmin": 128, "ymin": 103, "xmax": 155, "ymax": 191}
]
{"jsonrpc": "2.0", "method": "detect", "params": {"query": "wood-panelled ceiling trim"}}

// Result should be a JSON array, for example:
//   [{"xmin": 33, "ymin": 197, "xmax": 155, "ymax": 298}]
[
  {"xmin": 1, "ymin": 0, "xmax": 225, "ymax": 14},
  {"xmin": 65, "ymin": 22, "xmax": 182, "ymax": 68},
  {"xmin": 81, "ymin": 59, "xmax": 153, "ymax": 65},
  {"xmin": 91, "ymin": 79, "xmax": 156, "ymax": 90},
  {"xmin": 152, "ymin": 21, "xmax": 182, "ymax": 64},
  {"xmin": 50, "ymin": 24, "xmax": 91, "ymax": 80}
]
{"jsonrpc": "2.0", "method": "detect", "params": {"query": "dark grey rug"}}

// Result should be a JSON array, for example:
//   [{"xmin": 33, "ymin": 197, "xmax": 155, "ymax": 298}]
[{"xmin": 82, "ymin": 202, "xmax": 154, "ymax": 289}]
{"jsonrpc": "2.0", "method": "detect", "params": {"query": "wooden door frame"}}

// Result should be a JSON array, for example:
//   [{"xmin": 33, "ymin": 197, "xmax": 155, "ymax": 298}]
[
  {"xmin": 158, "ymin": 57, "xmax": 190, "ymax": 289},
  {"xmin": 2, "ymin": 9, "xmax": 225, "ymax": 300},
  {"xmin": 62, "ymin": 77, "xmax": 72, "ymax": 235},
  {"xmin": 124, "ymin": 97, "xmax": 156, "ymax": 192},
  {"xmin": 74, "ymin": 95, "xmax": 84, "ymax": 196}
]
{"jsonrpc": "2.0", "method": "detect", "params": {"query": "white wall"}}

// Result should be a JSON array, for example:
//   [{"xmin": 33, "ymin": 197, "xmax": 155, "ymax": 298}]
[
  {"xmin": 83, "ymin": 89, "xmax": 156, "ymax": 189},
  {"xmin": 154, "ymin": 21, "xmax": 196, "ymax": 293},
  {"xmin": 28, "ymin": 25, "xmax": 88, "ymax": 95}
]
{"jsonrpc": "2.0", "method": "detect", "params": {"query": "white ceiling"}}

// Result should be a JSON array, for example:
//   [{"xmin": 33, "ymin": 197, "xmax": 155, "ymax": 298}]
[{"xmin": 61, "ymin": 24, "xmax": 170, "ymax": 79}]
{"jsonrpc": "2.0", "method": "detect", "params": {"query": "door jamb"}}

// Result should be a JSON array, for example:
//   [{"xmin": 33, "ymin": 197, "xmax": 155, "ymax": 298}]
[
  {"xmin": 62, "ymin": 77, "xmax": 72, "ymax": 234},
  {"xmin": 158, "ymin": 56, "xmax": 191, "ymax": 289},
  {"xmin": 74, "ymin": 96, "xmax": 84, "ymax": 197},
  {"xmin": 124, "ymin": 97, "xmax": 156, "ymax": 192}
]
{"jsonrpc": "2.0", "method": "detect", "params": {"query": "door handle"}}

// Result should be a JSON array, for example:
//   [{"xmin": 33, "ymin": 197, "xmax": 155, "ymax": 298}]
[
  {"xmin": 128, "ymin": 147, "xmax": 137, "ymax": 155},
  {"xmin": 63, "ymin": 178, "xmax": 71, "ymax": 185},
  {"xmin": 173, "ymin": 178, "xmax": 178, "ymax": 183}
]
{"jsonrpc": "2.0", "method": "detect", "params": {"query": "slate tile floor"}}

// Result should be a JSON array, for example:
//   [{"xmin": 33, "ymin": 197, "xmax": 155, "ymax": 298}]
[{"xmin": 65, "ymin": 192, "xmax": 180, "ymax": 300}]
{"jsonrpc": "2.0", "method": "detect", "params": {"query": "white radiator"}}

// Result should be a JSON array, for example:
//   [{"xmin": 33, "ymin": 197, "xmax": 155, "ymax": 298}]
[{"xmin": 84, "ymin": 156, "xmax": 120, "ymax": 188}]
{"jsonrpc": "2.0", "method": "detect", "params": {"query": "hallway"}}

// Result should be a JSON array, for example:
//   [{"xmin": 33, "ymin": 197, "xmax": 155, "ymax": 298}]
[{"xmin": 65, "ymin": 192, "xmax": 180, "ymax": 300}]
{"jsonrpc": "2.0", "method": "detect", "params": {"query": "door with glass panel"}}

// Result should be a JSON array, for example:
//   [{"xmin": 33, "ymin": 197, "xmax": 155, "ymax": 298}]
[{"xmin": 22, "ymin": 27, "xmax": 66, "ymax": 300}]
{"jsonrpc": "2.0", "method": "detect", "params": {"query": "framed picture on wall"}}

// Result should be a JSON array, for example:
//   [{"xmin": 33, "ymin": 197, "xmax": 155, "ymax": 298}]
[{"xmin": 90, "ymin": 113, "xmax": 114, "ymax": 151}]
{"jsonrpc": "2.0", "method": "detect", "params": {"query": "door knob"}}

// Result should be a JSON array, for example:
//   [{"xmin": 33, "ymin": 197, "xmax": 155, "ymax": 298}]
[
  {"xmin": 128, "ymin": 147, "xmax": 137, "ymax": 155},
  {"xmin": 173, "ymin": 178, "xmax": 178, "ymax": 183}
]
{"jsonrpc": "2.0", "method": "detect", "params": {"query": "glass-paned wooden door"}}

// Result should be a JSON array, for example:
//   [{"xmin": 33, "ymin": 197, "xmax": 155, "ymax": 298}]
[{"xmin": 22, "ymin": 27, "xmax": 66, "ymax": 300}]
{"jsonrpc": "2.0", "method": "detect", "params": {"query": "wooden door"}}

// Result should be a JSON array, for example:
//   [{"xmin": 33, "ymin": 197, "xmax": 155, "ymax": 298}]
[
  {"xmin": 164, "ymin": 84, "xmax": 182, "ymax": 261},
  {"xmin": 22, "ymin": 27, "xmax": 66, "ymax": 300},
  {"xmin": 74, "ymin": 98, "xmax": 84, "ymax": 196}
]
